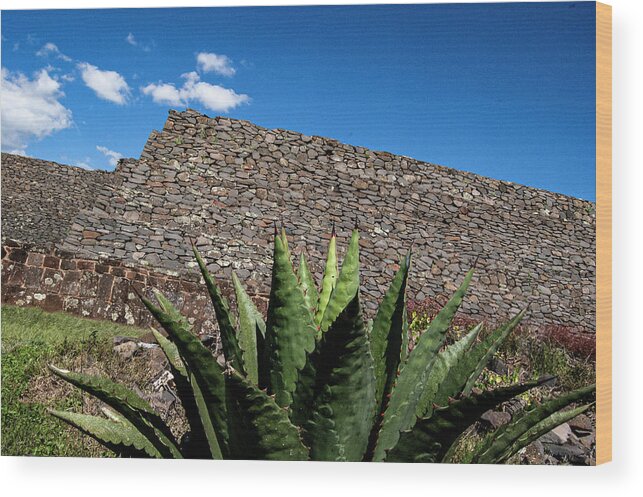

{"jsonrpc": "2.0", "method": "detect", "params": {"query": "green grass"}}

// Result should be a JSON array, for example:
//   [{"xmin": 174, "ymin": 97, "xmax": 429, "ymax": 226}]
[
  {"xmin": 1, "ymin": 305, "xmax": 145, "ymax": 349},
  {"xmin": 1, "ymin": 305, "xmax": 146, "ymax": 457}
]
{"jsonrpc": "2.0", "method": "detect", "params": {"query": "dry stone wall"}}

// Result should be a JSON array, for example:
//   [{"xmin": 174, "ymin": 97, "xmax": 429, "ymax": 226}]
[
  {"xmin": 1, "ymin": 153, "xmax": 113, "ymax": 245},
  {"xmin": 49, "ymin": 109, "xmax": 595, "ymax": 331}
]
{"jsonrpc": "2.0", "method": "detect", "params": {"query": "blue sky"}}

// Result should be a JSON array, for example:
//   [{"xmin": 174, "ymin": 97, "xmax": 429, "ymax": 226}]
[{"xmin": 1, "ymin": 2, "xmax": 596, "ymax": 200}]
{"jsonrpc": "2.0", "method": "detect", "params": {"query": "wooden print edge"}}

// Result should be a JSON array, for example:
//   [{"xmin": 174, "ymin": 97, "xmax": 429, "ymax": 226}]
[{"xmin": 595, "ymin": 1, "xmax": 612, "ymax": 465}]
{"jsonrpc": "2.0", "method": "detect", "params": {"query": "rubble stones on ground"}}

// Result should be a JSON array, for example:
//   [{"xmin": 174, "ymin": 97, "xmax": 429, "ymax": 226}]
[{"xmin": 480, "ymin": 409, "xmax": 512, "ymax": 429}]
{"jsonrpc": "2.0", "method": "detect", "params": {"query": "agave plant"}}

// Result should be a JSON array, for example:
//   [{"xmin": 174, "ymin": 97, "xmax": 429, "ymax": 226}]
[{"xmin": 48, "ymin": 227, "xmax": 595, "ymax": 462}]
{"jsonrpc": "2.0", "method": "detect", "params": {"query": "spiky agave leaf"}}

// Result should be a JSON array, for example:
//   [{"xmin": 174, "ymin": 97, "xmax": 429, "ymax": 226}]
[
  {"xmin": 232, "ymin": 272, "xmax": 266, "ymax": 385},
  {"xmin": 192, "ymin": 245, "xmax": 245, "ymax": 373},
  {"xmin": 289, "ymin": 246, "xmax": 335, "ymax": 425},
  {"xmin": 298, "ymin": 252, "xmax": 320, "ymax": 321},
  {"xmin": 365, "ymin": 252, "xmax": 411, "ymax": 459},
  {"xmin": 387, "ymin": 378, "xmax": 552, "ymax": 463},
  {"xmin": 49, "ymin": 409, "xmax": 162, "ymax": 458},
  {"xmin": 150, "ymin": 328, "xmax": 210, "ymax": 458},
  {"xmin": 370, "ymin": 252, "xmax": 411, "ymax": 417},
  {"xmin": 138, "ymin": 292, "xmax": 227, "ymax": 459},
  {"xmin": 292, "ymin": 233, "xmax": 365, "ymax": 432},
  {"xmin": 315, "ymin": 226, "xmax": 338, "ymax": 325},
  {"xmin": 414, "ymin": 322, "xmax": 483, "ymax": 419},
  {"xmin": 264, "ymin": 231, "xmax": 317, "ymax": 407},
  {"xmin": 305, "ymin": 293, "xmax": 376, "ymax": 461},
  {"xmin": 460, "ymin": 309, "xmax": 527, "ymax": 395},
  {"xmin": 48, "ymin": 365, "xmax": 181, "ymax": 458},
  {"xmin": 468, "ymin": 384, "xmax": 596, "ymax": 464},
  {"xmin": 500, "ymin": 403, "xmax": 594, "ymax": 463},
  {"xmin": 225, "ymin": 370, "xmax": 309, "ymax": 461},
  {"xmin": 318, "ymin": 229, "xmax": 360, "ymax": 333},
  {"xmin": 372, "ymin": 269, "xmax": 475, "ymax": 461}
]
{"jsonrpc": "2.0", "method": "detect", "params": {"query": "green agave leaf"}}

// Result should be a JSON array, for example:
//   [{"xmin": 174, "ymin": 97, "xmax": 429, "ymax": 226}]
[
  {"xmin": 232, "ymin": 272, "xmax": 266, "ymax": 385},
  {"xmin": 152, "ymin": 290, "xmax": 191, "ymax": 330},
  {"xmin": 290, "ymin": 348, "xmax": 318, "ymax": 428},
  {"xmin": 319, "ymin": 229, "xmax": 360, "ymax": 333},
  {"xmin": 298, "ymin": 252, "xmax": 320, "ymax": 321},
  {"xmin": 49, "ymin": 409, "xmax": 162, "ymax": 458},
  {"xmin": 502, "ymin": 403, "xmax": 594, "ymax": 464},
  {"xmin": 470, "ymin": 384, "xmax": 596, "ymax": 464},
  {"xmin": 315, "ymin": 228, "xmax": 338, "ymax": 326},
  {"xmin": 225, "ymin": 370, "xmax": 309, "ymax": 461},
  {"xmin": 264, "ymin": 232, "xmax": 317, "ymax": 407},
  {"xmin": 256, "ymin": 320, "xmax": 269, "ymax": 390},
  {"xmin": 306, "ymin": 293, "xmax": 376, "ymax": 462},
  {"xmin": 48, "ymin": 365, "xmax": 181, "ymax": 459},
  {"xmin": 138, "ymin": 292, "xmax": 227, "ymax": 459},
  {"xmin": 150, "ymin": 328, "xmax": 210, "ymax": 458},
  {"xmin": 293, "ymin": 231, "xmax": 342, "ymax": 421},
  {"xmin": 280, "ymin": 226, "xmax": 291, "ymax": 258},
  {"xmin": 387, "ymin": 379, "xmax": 549, "ymax": 463},
  {"xmin": 192, "ymin": 245, "xmax": 245, "ymax": 373},
  {"xmin": 372, "ymin": 268, "xmax": 474, "ymax": 461},
  {"xmin": 150, "ymin": 327, "xmax": 186, "ymax": 377},
  {"xmin": 461, "ymin": 309, "xmax": 527, "ymax": 395},
  {"xmin": 370, "ymin": 252, "xmax": 411, "ymax": 417},
  {"xmin": 415, "ymin": 322, "xmax": 483, "ymax": 419}
]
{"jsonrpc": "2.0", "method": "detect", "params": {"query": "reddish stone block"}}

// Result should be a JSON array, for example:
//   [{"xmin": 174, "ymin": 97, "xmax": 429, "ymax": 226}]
[
  {"xmin": 77, "ymin": 260, "xmax": 96, "ymax": 271},
  {"xmin": 61, "ymin": 259, "xmax": 78, "ymax": 270},
  {"xmin": 41, "ymin": 294, "xmax": 64, "ymax": 313},
  {"xmin": 43, "ymin": 255, "xmax": 61, "ymax": 269},
  {"xmin": 41, "ymin": 268, "xmax": 64, "ymax": 293},
  {"xmin": 111, "ymin": 278, "xmax": 132, "ymax": 303},
  {"xmin": 95, "ymin": 263, "xmax": 110, "ymax": 274},
  {"xmin": 59, "ymin": 270, "xmax": 82, "ymax": 296},
  {"xmin": 79, "ymin": 298, "xmax": 98, "ymax": 318},
  {"xmin": 26, "ymin": 253, "xmax": 45, "ymax": 267},
  {"xmin": 107, "ymin": 266, "xmax": 123, "ymax": 277},
  {"xmin": 180, "ymin": 280, "xmax": 200, "ymax": 293},
  {"xmin": 6, "ymin": 264, "xmax": 26, "ymax": 286},
  {"xmin": 147, "ymin": 275, "xmax": 164, "ymax": 288},
  {"xmin": 23, "ymin": 266, "xmax": 44, "ymax": 289},
  {"xmin": 97, "ymin": 274, "xmax": 115, "ymax": 301},
  {"xmin": 1, "ymin": 285, "xmax": 26, "ymax": 302},
  {"xmin": 78, "ymin": 272, "xmax": 100, "ymax": 298},
  {"xmin": 62, "ymin": 296, "xmax": 81, "ymax": 314},
  {"xmin": 163, "ymin": 278, "xmax": 181, "ymax": 294},
  {"xmin": 8, "ymin": 249, "xmax": 28, "ymax": 264}
]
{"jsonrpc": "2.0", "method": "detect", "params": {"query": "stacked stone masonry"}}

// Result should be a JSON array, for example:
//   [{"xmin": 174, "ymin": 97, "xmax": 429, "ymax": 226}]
[
  {"xmin": 1, "ymin": 153, "xmax": 113, "ymax": 246},
  {"xmin": 1, "ymin": 109, "xmax": 596, "ymax": 332}
]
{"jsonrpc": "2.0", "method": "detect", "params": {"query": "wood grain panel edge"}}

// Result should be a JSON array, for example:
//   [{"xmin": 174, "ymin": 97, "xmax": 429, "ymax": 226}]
[{"xmin": 595, "ymin": 1, "xmax": 612, "ymax": 465}]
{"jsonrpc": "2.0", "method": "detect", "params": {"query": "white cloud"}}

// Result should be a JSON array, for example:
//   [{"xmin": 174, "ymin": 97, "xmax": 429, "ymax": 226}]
[
  {"xmin": 78, "ymin": 62, "xmax": 130, "ymax": 105},
  {"xmin": 125, "ymin": 32, "xmax": 152, "ymax": 52},
  {"xmin": 141, "ymin": 82, "xmax": 183, "ymax": 106},
  {"xmin": 196, "ymin": 52, "xmax": 236, "ymax": 77},
  {"xmin": 142, "ymin": 71, "xmax": 249, "ymax": 113},
  {"xmin": 96, "ymin": 145, "xmax": 123, "ymax": 167},
  {"xmin": 36, "ymin": 42, "xmax": 72, "ymax": 62},
  {"xmin": 1, "ymin": 67, "xmax": 73, "ymax": 154}
]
